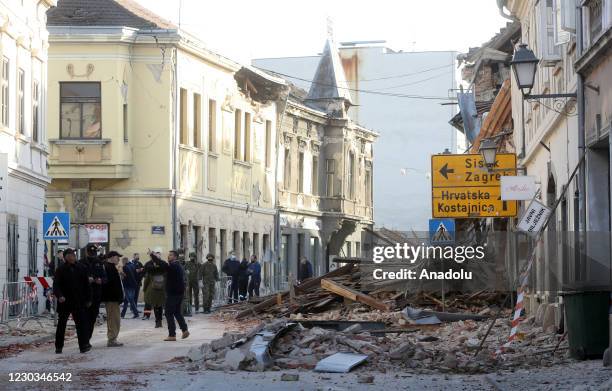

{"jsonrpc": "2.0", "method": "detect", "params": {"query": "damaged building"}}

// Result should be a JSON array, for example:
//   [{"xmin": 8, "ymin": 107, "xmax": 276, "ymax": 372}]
[{"xmin": 272, "ymin": 39, "xmax": 378, "ymax": 281}]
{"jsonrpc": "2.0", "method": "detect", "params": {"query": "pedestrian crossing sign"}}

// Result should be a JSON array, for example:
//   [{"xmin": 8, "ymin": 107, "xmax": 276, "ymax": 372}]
[
  {"xmin": 429, "ymin": 218, "xmax": 455, "ymax": 244},
  {"xmin": 43, "ymin": 212, "xmax": 70, "ymax": 240}
]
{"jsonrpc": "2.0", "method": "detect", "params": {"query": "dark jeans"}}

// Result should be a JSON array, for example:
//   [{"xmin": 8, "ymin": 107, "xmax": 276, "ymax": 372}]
[
  {"xmin": 165, "ymin": 295, "xmax": 188, "ymax": 337},
  {"xmin": 121, "ymin": 287, "xmax": 139, "ymax": 317},
  {"xmin": 86, "ymin": 300, "xmax": 101, "ymax": 340},
  {"xmin": 55, "ymin": 308, "xmax": 89, "ymax": 351},
  {"xmin": 248, "ymin": 279, "xmax": 260, "ymax": 298},
  {"xmin": 238, "ymin": 278, "xmax": 248, "ymax": 300},
  {"xmin": 228, "ymin": 277, "xmax": 239, "ymax": 303}
]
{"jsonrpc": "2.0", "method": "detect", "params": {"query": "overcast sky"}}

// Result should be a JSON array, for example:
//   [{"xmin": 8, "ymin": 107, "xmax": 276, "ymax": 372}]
[{"xmin": 135, "ymin": 0, "xmax": 510, "ymax": 63}]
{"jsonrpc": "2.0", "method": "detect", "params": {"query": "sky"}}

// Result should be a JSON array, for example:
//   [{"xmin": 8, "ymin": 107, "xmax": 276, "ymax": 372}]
[{"xmin": 134, "ymin": 0, "xmax": 510, "ymax": 63}]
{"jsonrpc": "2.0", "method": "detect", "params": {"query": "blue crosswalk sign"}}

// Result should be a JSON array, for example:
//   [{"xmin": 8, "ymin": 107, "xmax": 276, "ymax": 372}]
[
  {"xmin": 429, "ymin": 218, "xmax": 455, "ymax": 244},
  {"xmin": 43, "ymin": 212, "xmax": 70, "ymax": 241}
]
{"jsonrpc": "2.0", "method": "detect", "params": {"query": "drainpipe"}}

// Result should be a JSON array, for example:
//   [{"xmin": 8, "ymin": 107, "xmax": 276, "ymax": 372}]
[
  {"xmin": 171, "ymin": 46, "xmax": 179, "ymax": 251},
  {"xmin": 273, "ymin": 90, "xmax": 289, "ymax": 290},
  {"xmin": 576, "ymin": 5, "xmax": 587, "ymax": 278}
]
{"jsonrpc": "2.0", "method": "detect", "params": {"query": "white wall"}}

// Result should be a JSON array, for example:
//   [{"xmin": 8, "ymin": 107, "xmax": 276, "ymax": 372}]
[{"xmin": 254, "ymin": 46, "xmax": 458, "ymax": 230}]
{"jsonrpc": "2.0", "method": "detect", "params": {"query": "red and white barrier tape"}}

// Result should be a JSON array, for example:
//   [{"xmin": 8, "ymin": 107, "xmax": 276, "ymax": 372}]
[{"xmin": 23, "ymin": 276, "xmax": 52, "ymax": 290}]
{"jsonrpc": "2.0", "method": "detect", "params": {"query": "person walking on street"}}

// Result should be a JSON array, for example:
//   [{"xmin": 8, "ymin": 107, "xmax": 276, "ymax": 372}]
[
  {"xmin": 201, "ymin": 253, "xmax": 219, "ymax": 313},
  {"xmin": 238, "ymin": 257, "xmax": 249, "ymax": 301},
  {"xmin": 53, "ymin": 248, "xmax": 92, "ymax": 354},
  {"xmin": 247, "ymin": 255, "xmax": 261, "ymax": 298},
  {"xmin": 143, "ymin": 250, "xmax": 168, "ymax": 328},
  {"xmin": 101, "ymin": 251, "xmax": 125, "ymax": 347},
  {"xmin": 298, "ymin": 256, "xmax": 313, "ymax": 282},
  {"xmin": 221, "ymin": 251, "xmax": 240, "ymax": 303},
  {"xmin": 121, "ymin": 256, "xmax": 140, "ymax": 318},
  {"xmin": 185, "ymin": 252, "xmax": 201, "ymax": 314},
  {"xmin": 131, "ymin": 253, "xmax": 145, "ymax": 304},
  {"xmin": 83, "ymin": 244, "xmax": 106, "ymax": 340},
  {"xmin": 164, "ymin": 250, "xmax": 190, "ymax": 341}
]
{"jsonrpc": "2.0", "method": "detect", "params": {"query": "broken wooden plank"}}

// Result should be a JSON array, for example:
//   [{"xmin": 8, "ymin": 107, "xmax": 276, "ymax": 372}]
[
  {"xmin": 294, "ymin": 264, "xmax": 355, "ymax": 294},
  {"xmin": 235, "ymin": 264, "xmax": 355, "ymax": 319},
  {"xmin": 321, "ymin": 279, "xmax": 390, "ymax": 311}
]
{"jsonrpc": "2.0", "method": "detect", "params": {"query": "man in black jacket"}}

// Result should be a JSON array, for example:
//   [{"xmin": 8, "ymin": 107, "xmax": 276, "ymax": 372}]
[
  {"xmin": 221, "ymin": 251, "xmax": 240, "ymax": 303},
  {"xmin": 83, "ymin": 244, "xmax": 106, "ymax": 340},
  {"xmin": 164, "ymin": 250, "xmax": 189, "ymax": 341},
  {"xmin": 102, "ymin": 251, "xmax": 125, "ymax": 347},
  {"xmin": 53, "ymin": 248, "xmax": 92, "ymax": 354}
]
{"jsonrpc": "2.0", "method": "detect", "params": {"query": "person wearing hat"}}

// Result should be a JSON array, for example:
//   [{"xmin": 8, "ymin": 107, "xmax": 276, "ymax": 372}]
[
  {"xmin": 101, "ymin": 251, "xmax": 125, "ymax": 347},
  {"xmin": 143, "ymin": 249, "xmax": 168, "ymax": 328},
  {"xmin": 83, "ymin": 243, "xmax": 107, "ymax": 340},
  {"xmin": 53, "ymin": 248, "xmax": 92, "ymax": 354},
  {"xmin": 201, "ymin": 253, "xmax": 219, "ymax": 313}
]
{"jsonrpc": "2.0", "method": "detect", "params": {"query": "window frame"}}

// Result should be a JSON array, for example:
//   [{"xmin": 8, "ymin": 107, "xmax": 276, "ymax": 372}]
[
  {"xmin": 1, "ymin": 57, "xmax": 8, "ymax": 128},
  {"xmin": 32, "ymin": 80, "xmax": 40, "ymax": 142},
  {"xmin": 59, "ymin": 81, "xmax": 102, "ymax": 140},
  {"xmin": 193, "ymin": 92, "xmax": 201, "ymax": 148},
  {"xmin": 208, "ymin": 99, "xmax": 217, "ymax": 152},
  {"xmin": 17, "ymin": 68, "xmax": 24, "ymax": 135}
]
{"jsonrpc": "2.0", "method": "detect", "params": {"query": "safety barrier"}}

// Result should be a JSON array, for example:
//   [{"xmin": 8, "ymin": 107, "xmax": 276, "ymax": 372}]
[{"xmin": 0, "ymin": 281, "xmax": 38, "ymax": 323}]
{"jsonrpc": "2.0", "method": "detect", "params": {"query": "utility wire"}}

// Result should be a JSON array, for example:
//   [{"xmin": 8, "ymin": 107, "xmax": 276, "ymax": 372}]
[
  {"xmin": 259, "ymin": 68, "xmax": 455, "ymax": 101},
  {"xmin": 358, "ymin": 63, "xmax": 454, "ymax": 82},
  {"xmin": 371, "ymin": 71, "xmax": 452, "ymax": 91}
]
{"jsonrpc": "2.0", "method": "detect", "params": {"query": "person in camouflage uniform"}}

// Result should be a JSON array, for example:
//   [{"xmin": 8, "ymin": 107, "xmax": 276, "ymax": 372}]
[
  {"xmin": 201, "ymin": 253, "xmax": 219, "ymax": 313},
  {"xmin": 184, "ymin": 252, "xmax": 201, "ymax": 313}
]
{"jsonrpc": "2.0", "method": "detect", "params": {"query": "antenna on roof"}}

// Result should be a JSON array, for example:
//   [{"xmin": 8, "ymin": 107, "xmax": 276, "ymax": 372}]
[
  {"xmin": 326, "ymin": 16, "xmax": 334, "ymax": 41},
  {"xmin": 178, "ymin": 0, "xmax": 183, "ymax": 30}
]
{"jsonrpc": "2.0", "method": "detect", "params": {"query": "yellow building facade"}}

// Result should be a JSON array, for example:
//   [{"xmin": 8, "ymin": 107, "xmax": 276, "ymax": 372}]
[{"xmin": 45, "ymin": 2, "xmax": 283, "ymax": 287}]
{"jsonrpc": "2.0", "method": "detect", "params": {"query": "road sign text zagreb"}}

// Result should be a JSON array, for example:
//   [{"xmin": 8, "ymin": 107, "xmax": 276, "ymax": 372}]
[{"xmin": 431, "ymin": 154, "xmax": 517, "ymax": 218}]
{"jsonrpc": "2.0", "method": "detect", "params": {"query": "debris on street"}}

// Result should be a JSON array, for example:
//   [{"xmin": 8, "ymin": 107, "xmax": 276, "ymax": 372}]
[{"xmin": 190, "ymin": 261, "xmax": 572, "ymax": 375}]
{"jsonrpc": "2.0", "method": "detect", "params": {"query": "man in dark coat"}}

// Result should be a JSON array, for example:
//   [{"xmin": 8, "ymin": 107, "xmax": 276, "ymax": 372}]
[
  {"xmin": 164, "ymin": 250, "xmax": 189, "ymax": 341},
  {"xmin": 53, "ymin": 248, "xmax": 91, "ymax": 354},
  {"xmin": 238, "ymin": 258, "xmax": 249, "ymax": 300},
  {"xmin": 101, "ymin": 251, "xmax": 125, "ymax": 347},
  {"xmin": 83, "ymin": 244, "xmax": 106, "ymax": 340},
  {"xmin": 298, "ymin": 256, "xmax": 313, "ymax": 282},
  {"xmin": 131, "ymin": 253, "xmax": 145, "ymax": 304},
  {"xmin": 221, "ymin": 251, "xmax": 240, "ymax": 303},
  {"xmin": 247, "ymin": 255, "xmax": 261, "ymax": 298},
  {"xmin": 121, "ymin": 256, "xmax": 140, "ymax": 318}
]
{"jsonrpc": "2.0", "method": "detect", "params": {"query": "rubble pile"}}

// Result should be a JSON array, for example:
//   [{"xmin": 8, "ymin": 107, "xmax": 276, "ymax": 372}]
[
  {"xmin": 198, "ymin": 262, "xmax": 570, "ymax": 374},
  {"xmin": 188, "ymin": 316, "xmax": 570, "ymax": 374}
]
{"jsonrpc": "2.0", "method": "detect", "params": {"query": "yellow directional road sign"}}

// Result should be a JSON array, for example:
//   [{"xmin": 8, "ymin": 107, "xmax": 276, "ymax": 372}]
[
  {"xmin": 431, "ymin": 153, "xmax": 517, "ymax": 218},
  {"xmin": 432, "ymin": 186, "xmax": 517, "ymax": 218}
]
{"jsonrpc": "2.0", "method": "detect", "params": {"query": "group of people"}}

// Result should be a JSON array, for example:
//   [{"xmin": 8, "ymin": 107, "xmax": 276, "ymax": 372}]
[
  {"xmin": 52, "ymin": 245, "xmax": 199, "ymax": 354},
  {"xmin": 50, "ymin": 244, "xmax": 311, "ymax": 353},
  {"xmin": 221, "ymin": 251, "xmax": 261, "ymax": 303}
]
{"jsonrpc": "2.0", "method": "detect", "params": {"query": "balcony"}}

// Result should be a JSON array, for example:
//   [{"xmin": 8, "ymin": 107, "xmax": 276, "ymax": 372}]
[{"xmin": 48, "ymin": 138, "xmax": 132, "ymax": 178}]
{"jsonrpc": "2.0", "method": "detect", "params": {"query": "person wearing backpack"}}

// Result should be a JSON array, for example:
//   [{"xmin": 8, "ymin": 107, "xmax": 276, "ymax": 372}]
[{"xmin": 142, "ymin": 250, "xmax": 168, "ymax": 328}]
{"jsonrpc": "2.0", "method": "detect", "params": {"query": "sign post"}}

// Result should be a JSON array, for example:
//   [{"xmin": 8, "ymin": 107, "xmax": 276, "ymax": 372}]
[{"xmin": 431, "ymin": 153, "xmax": 517, "ymax": 218}]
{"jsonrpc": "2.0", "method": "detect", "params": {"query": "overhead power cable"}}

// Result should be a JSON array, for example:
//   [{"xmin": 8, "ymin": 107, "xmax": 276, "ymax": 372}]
[{"xmin": 259, "ymin": 68, "xmax": 456, "ymax": 101}]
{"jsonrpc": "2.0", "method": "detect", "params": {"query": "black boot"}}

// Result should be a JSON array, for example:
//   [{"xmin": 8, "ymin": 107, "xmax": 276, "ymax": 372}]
[{"xmin": 155, "ymin": 321, "xmax": 162, "ymax": 328}]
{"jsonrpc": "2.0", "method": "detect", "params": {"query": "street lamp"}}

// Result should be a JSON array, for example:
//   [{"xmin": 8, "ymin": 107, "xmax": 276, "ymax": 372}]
[
  {"xmin": 509, "ymin": 44, "xmax": 538, "ymax": 96},
  {"xmin": 479, "ymin": 138, "xmax": 498, "ymax": 168},
  {"xmin": 509, "ymin": 43, "xmax": 577, "ymax": 100}
]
